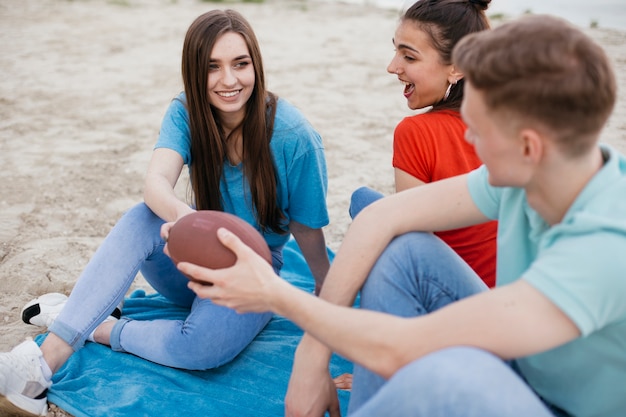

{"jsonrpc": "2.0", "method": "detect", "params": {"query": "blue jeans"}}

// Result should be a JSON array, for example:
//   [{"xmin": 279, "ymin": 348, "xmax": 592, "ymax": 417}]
[
  {"xmin": 49, "ymin": 203, "xmax": 279, "ymax": 370},
  {"xmin": 347, "ymin": 187, "xmax": 555, "ymax": 416},
  {"xmin": 350, "ymin": 346, "xmax": 555, "ymax": 417},
  {"xmin": 349, "ymin": 186, "xmax": 384, "ymax": 220}
]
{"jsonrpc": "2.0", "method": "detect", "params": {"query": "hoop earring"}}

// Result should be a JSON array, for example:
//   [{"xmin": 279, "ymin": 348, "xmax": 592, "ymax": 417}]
[{"xmin": 443, "ymin": 82, "xmax": 453, "ymax": 101}]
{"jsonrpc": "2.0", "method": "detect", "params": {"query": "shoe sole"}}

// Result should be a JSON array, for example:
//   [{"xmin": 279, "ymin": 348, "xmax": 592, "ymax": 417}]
[{"xmin": 0, "ymin": 395, "xmax": 45, "ymax": 417}]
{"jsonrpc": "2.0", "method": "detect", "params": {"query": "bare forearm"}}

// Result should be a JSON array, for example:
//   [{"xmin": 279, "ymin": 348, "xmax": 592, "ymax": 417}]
[
  {"xmin": 317, "ymin": 221, "xmax": 390, "ymax": 304},
  {"xmin": 143, "ymin": 175, "xmax": 193, "ymax": 222},
  {"xmin": 143, "ymin": 148, "xmax": 190, "ymax": 223},
  {"xmin": 273, "ymin": 280, "xmax": 580, "ymax": 380},
  {"xmin": 271, "ymin": 281, "xmax": 408, "ymax": 378},
  {"xmin": 289, "ymin": 224, "xmax": 330, "ymax": 292}
]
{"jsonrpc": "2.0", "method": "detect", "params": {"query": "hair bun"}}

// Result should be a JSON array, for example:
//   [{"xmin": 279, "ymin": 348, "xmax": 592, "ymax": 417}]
[{"xmin": 468, "ymin": 0, "xmax": 491, "ymax": 11}]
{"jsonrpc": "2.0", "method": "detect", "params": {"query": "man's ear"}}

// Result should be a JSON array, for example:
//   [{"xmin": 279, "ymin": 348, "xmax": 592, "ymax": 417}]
[{"xmin": 520, "ymin": 128, "xmax": 544, "ymax": 164}]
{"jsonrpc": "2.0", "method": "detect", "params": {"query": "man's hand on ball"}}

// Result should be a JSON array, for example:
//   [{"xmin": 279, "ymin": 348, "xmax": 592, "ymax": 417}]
[{"xmin": 181, "ymin": 228, "xmax": 282, "ymax": 313}]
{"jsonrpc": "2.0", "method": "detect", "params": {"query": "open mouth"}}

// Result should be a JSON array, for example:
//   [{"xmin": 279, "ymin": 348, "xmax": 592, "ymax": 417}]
[{"xmin": 403, "ymin": 81, "xmax": 415, "ymax": 98}]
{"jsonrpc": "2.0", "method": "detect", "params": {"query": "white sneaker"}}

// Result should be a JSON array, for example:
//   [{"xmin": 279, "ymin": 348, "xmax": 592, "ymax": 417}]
[
  {"xmin": 0, "ymin": 339, "xmax": 51, "ymax": 417},
  {"xmin": 21, "ymin": 293, "xmax": 123, "ymax": 328},
  {"xmin": 21, "ymin": 293, "xmax": 68, "ymax": 327}
]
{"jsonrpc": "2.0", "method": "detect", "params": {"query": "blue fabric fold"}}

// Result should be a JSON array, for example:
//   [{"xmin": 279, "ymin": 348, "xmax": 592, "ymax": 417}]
[{"xmin": 36, "ymin": 239, "xmax": 353, "ymax": 417}]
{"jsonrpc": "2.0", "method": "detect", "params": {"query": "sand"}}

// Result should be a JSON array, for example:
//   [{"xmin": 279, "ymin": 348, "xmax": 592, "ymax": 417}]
[{"xmin": 0, "ymin": 0, "xmax": 625, "ymax": 415}]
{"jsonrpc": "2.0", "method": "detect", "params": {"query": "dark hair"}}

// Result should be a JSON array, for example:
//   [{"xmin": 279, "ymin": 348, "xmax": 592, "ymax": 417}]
[
  {"xmin": 453, "ymin": 15, "xmax": 616, "ymax": 156},
  {"xmin": 181, "ymin": 10, "xmax": 284, "ymax": 233},
  {"xmin": 403, "ymin": 0, "xmax": 491, "ymax": 111}
]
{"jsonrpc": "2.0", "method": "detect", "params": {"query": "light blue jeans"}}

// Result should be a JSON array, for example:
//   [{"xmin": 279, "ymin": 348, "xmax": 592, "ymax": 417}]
[
  {"xmin": 349, "ymin": 186, "xmax": 384, "ymax": 220},
  {"xmin": 49, "ymin": 203, "xmax": 279, "ymax": 370},
  {"xmin": 347, "ymin": 187, "xmax": 557, "ymax": 417}
]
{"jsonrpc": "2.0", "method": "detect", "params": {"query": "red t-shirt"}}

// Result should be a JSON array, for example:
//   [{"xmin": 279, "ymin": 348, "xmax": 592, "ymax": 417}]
[{"xmin": 393, "ymin": 110, "xmax": 497, "ymax": 288}]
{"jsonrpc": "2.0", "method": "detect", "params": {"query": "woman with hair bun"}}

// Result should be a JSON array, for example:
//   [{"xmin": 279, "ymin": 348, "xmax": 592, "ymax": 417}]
[
  {"xmin": 288, "ymin": 1, "xmax": 497, "ymax": 415},
  {"xmin": 351, "ymin": 0, "xmax": 497, "ymax": 288}
]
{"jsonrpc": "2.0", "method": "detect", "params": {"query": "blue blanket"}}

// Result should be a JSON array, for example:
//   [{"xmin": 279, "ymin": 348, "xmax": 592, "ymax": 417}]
[{"xmin": 36, "ymin": 239, "xmax": 353, "ymax": 417}]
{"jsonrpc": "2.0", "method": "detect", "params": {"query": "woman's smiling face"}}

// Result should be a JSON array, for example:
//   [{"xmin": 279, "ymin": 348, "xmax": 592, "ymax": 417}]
[
  {"xmin": 387, "ymin": 21, "xmax": 453, "ymax": 110},
  {"xmin": 207, "ymin": 31, "xmax": 255, "ymax": 121}
]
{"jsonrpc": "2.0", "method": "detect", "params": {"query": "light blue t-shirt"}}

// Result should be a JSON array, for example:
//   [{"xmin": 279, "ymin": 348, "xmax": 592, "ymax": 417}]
[
  {"xmin": 467, "ymin": 145, "xmax": 626, "ymax": 417},
  {"xmin": 154, "ymin": 93, "xmax": 329, "ymax": 250}
]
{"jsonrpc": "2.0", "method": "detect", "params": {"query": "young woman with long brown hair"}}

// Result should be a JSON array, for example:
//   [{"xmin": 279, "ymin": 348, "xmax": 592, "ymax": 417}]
[{"xmin": 0, "ymin": 9, "xmax": 330, "ymax": 416}]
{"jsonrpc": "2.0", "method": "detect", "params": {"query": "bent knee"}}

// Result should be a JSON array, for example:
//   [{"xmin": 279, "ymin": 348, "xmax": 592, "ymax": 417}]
[
  {"xmin": 396, "ymin": 347, "xmax": 508, "ymax": 391},
  {"xmin": 179, "ymin": 348, "xmax": 240, "ymax": 370}
]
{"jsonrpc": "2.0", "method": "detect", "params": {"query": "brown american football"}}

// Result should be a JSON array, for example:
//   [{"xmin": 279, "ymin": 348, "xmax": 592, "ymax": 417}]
[{"xmin": 167, "ymin": 211, "xmax": 272, "ymax": 278}]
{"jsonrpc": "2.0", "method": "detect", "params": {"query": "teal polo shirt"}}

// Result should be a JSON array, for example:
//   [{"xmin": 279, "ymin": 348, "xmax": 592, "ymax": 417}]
[{"xmin": 467, "ymin": 145, "xmax": 626, "ymax": 417}]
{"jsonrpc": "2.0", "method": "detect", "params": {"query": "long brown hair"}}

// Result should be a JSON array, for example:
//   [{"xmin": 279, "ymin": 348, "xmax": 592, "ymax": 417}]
[
  {"xmin": 403, "ymin": 0, "xmax": 491, "ymax": 111},
  {"xmin": 181, "ymin": 9, "xmax": 284, "ymax": 233}
]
